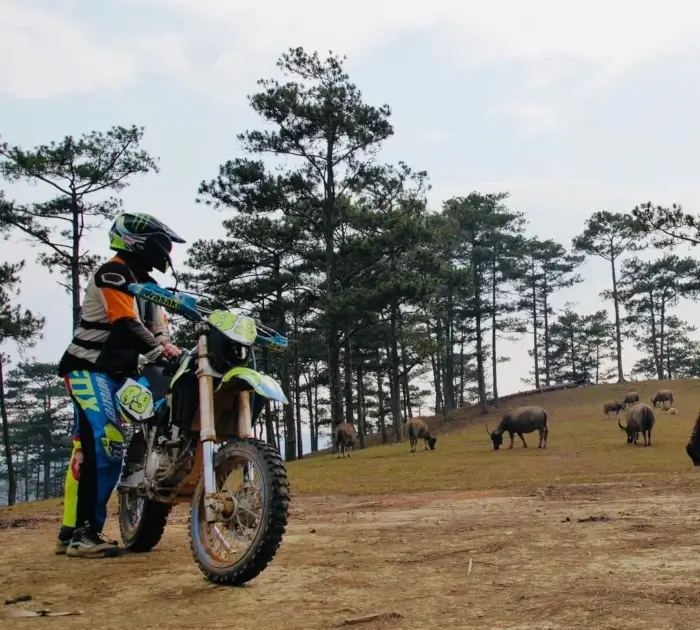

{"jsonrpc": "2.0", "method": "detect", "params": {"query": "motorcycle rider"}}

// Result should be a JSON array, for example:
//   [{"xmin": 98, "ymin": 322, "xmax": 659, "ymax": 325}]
[{"xmin": 55, "ymin": 212, "xmax": 185, "ymax": 557}]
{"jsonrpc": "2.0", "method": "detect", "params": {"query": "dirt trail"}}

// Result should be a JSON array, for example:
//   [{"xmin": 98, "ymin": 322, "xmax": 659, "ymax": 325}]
[{"xmin": 2, "ymin": 481, "xmax": 700, "ymax": 629}]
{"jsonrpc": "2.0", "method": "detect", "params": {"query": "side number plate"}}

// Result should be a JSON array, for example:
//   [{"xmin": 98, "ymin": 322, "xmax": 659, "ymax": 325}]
[{"xmin": 116, "ymin": 378, "xmax": 154, "ymax": 422}]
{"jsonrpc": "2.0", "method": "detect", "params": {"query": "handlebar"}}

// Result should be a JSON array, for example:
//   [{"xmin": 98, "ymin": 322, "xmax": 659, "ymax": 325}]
[
  {"xmin": 128, "ymin": 282, "xmax": 288, "ymax": 352},
  {"xmin": 253, "ymin": 318, "xmax": 288, "ymax": 352}
]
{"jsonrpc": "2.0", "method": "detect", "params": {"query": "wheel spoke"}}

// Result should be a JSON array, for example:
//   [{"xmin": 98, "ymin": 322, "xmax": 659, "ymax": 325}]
[{"xmin": 189, "ymin": 439, "xmax": 290, "ymax": 585}]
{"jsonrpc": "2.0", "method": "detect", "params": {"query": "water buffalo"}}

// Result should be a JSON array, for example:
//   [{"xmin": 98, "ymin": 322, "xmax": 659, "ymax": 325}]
[
  {"xmin": 603, "ymin": 400, "xmax": 626, "ymax": 418},
  {"xmin": 685, "ymin": 412, "xmax": 700, "ymax": 465},
  {"xmin": 406, "ymin": 418, "xmax": 437, "ymax": 452},
  {"xmin": 618, "ymin": 403, "xmax": 655, "ymax": 446},
  {"xmin": 623, "ymin": 391, "xmax": 640, "ymax": 405},
  {"xmin": 334, "ymin": 422, "xmax": 357, "ymax": 459},
  {"xmin": 486, "ymin": 405, "xmax": 549, "ymax": 450},
  {"xmin": 651, "ymin": 389, "xmax": 674, "ymax": 409}
]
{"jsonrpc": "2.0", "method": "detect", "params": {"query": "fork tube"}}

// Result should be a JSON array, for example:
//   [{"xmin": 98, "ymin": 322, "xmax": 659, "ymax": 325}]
[
  {"xmin": 196, "ymin": 327, "xmax": 218, "ymax": 522},
  {"xmin": 238, "ymin": 391, "xmax": 253, "ymax": 438}
]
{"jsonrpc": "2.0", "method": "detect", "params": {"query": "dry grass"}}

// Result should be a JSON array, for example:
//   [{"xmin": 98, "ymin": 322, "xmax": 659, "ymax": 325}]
[
  {"xmin": 288, "ymin": 378, "xmax": 700, "ymax": 495},
  {"xmin": 3, "ymin": 380, "xmax": 700, "ymax": 629}
]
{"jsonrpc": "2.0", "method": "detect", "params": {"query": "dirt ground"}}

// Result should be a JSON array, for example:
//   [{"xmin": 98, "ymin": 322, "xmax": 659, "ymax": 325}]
[{"xmin": 2, "ymin": 480, "xmax": 700, "ymax": 629}]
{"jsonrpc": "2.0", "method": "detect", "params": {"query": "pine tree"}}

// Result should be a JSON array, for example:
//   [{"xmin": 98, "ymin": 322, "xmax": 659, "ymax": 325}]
[
  {"xmin": 197, "ymin": 47, "xmax": 393, "ymax": 431},
  {"xmin": 573, "ymin": 211, "xmax": 646, "ymax": 382},
  {"xmin": 0, "ymin": 126, "xmax": 159, "ymax": 329},
  {"xmin": 514, "ymin": 238, "xmax": 583, "ymax": 388},
  {"xmin": 0, "ymin": 195, "xmax": 44, "ymax": 504},
  {"xmin": 441, "ymin": 192, "xmax": 523, "ymax": 412},
  {"xmin": 616, "ymin": 255, "xmax": 700, "ymax": 380},
  {"xmin": 5, "ymin": 362, "xmax": 72, "ymax": 501}
]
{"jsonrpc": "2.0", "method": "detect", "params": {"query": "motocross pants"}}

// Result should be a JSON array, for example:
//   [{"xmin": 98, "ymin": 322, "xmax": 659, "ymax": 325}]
[{"xmin": 60, "ymin": 370, "xmax": 150, "ymax": 533}]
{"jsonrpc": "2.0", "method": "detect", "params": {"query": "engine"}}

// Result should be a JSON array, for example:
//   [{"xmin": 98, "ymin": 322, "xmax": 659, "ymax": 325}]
[
  {"xmin": 144, "ymin": 446, "xmax": 177, "ymax": 484},
  {"xmin": 144, "ymin": 434, "xmax": 194, "ymax": 499}
]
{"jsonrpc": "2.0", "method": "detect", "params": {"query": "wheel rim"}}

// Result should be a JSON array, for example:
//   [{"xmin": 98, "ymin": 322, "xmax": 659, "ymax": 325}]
[
  {"xmin": 194, "ymin": 451, "xmax": 266, "ymax": 568},
  {"xmin": 121, "ymin": 492, "xmax": 145, "ymax": 536}
]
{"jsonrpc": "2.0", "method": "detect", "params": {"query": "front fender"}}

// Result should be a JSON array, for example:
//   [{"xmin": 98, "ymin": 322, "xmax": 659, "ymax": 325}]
[{"xmin": 217, "ymin": 367, "xmax": 289, "ymax": 404}]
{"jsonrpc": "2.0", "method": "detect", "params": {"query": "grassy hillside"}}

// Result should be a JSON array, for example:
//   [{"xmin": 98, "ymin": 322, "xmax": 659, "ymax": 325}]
[{"xmin": 288, "ymin": 379, "xmax": 700, "ymax": 495}]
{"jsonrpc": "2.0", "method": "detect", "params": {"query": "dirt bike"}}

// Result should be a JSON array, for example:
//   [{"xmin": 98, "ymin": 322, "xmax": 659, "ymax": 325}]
[{"xmin": 115, "ymin": 281, "xmax": 290, "ymax": 586}]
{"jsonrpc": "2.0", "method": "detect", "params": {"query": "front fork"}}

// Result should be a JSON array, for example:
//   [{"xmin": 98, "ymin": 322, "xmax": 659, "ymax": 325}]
[{"xmin": 196, "ymin": 326, "xmax": 254, "ymax": 523}]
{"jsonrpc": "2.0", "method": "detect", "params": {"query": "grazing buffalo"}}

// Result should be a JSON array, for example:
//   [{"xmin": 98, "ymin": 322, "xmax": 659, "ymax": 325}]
[
  {"xmin": 651, "ymin": 389, "xmax": 674, "ymax": 409},
  {"xmin": 623, "ymin": 391, "xmax": 640, "ymax": 405},
  {"xmin": 618, "ymin": 403, "xmax": 655, "ymax": 446},
  {"xmin": 406, "ymin": 418, "xmax": 437, "ymax": 452},
  {"xmin": 603, "ymin": 400, "xmax": 626, "ymax": 418},
  {"xmin": 486, "ymin": 405, "xmax": 549, "ymax": 450},
  {"xmin": 334, "ymin": 422, "xmax": 357, "ymax": 459},
  {"xmin": 686, "ymin": 412, "xmax": 700, "ymax": 466}
]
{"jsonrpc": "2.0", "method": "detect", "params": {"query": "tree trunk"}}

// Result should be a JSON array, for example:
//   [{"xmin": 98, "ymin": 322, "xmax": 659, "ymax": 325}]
[
  {"xmin": 471, "ymin": 258, "xmax": 488, "ymax": 413},
  {"xmin": 293, "ymin": 306, "xmax": 303, "ymax": 459},
  {"xmin": 294, "ymin": 375, "xmax": 303, "ymax": 460},
  {"xmin": 530, "ymin": 258, "xmax": 541, "ymax": 389},
  {"xmin": 432, "ymin": 319, "xmax": 444, "ymax": 415},
  {"xmin": 444, "ymin": 284, "xmax": 455, "ymax": 410},
  {"xmin": 569, "ymin": 329, "xmax": 576, "ymax": 378},
  {"xmin": 491, "ymin": 258, "xmax": 499, "ymax": 407},
  {"xmin": 323, "ymin": 136, "xmax": 343, "ymax": 431},
  {"xmin": 313, "ymin": 364, "xmax": 321, "ymax": 451},
  {"xmin": 399, "ymin": 325, "xmax": 413, "ymax": 419},
  {"xmin": 356, "ymin": 359, "xmax": 366, "ymax": 449},
  {"xmin": 43, "ymin": 445, "xmax": 51, "ymax": 500},
  {"xmin": 282, "ymin": 372, "xmax": 296, "ymax": 460},
  {"xmin": 22, "ymin": 449, "xmax": 29, "ymax": 502},
  {"xmin": 0, "ymin": 356, "xmax": 16, "ymax": 506},
  {"xmin": 376, "ymin": 356, "xmax": 388, "ymax": 444},
  {"xmin": 71, "ymin": 196, "xmax": 82, "ymax": 331},
  {"xmin": 35, "ymin": 463, "xmax": 41, "ymax": 501},
  {"xmin": 658, "ymin": 299, "xmax": 666, "ymax": 381},
  {"xmin": 388, "ymin": 304, "xmax": 404, "ymax": 440},
  {"xmin": 648, "ymin": 298, "xmax": 661, "ymax": 381},
  {"xmin": 431, "ymin": 350, "xmax": 441, "ymax": 415},
  {"xmin": 459, "ymin": 331, "xmax": 465, "ymax": 407},
  {"xmin": 306, "ymin": 372, "xmax": 318, "ymax": 453},
  {"xmin": 274, "ymin": 408, "xmax": 281, "ymax": 454},
  {"xmin": 543, "ymin": 273, "xmax": 551, "ymax": 387},
  {"xmin": 276, "ymin": 286, "xmax": 296, "ymax": 461},
  {"xmin": 343, "ymin": 334, "xmax": 354, "ymax": 424},
  {"xmin": 610, "ymin": 248, "xmax": 625, "ymax": 382},
  {"xmin": 264, "ymin": 402, "xmax": 275, "ymax": 446},
  {"xmin": 327, "ymin": 336, "xmax": 343, "ymax": 430},
  {"xmin": 43, "ymin": 397, "xmax": 53, "ymax": 500}
]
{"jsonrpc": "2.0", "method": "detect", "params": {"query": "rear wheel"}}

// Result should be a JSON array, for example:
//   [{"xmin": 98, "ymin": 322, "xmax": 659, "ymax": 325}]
[
  {"xmin": 117, "ymin": 431, "xmax": 171, "ymax": 552},
  {"xmin": 118, "ymin": 494, "xmax": 171, "ymax": 552},
  {"xmin": 189, "ymin": 438, "xmax": 290, "ymax": 585}
]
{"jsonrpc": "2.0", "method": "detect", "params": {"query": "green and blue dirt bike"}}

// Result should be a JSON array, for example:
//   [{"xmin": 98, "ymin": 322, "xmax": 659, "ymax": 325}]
[{"xmin": 114, "ymin": 282, "xmax": 290, "ymax": 585}]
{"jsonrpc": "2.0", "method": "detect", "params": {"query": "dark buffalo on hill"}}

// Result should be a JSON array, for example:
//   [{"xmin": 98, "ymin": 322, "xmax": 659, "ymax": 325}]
[
  {"xmin": 651, "ymin": 389, "xmax": 674, "ymax": 409},
  {"xmin": 486, "ymin": 405, "xmax": 549, "ymax": 451},
  {"xmin": 603, "ymin": 400, "xmax": 626, "ymax": 418},
  {"xmin": 334, "ymin": 422, "xmax": 357, "ymax": 459},
  {"xmin": 618, "ymin": 403, "xmax": 655, "ymax": 446},
  {"xmin": 623, "ymin": 391, "xmax": 640, "ymax": 405},
  {"xmin": 406, "ymin": 418, "xmax": 437, "ymax": 452}
]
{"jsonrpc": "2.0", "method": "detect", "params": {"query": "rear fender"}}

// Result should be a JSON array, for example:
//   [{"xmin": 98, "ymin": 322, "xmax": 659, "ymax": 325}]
[{"xmin": 216, "ymin": 367, "xmax": 289, "ymax": 404}]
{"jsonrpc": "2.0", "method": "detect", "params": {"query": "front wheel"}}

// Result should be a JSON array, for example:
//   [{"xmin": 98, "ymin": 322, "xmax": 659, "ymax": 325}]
[{"xmin": 189, "ymin": 438, "xmax": 290, "ymax": 586}]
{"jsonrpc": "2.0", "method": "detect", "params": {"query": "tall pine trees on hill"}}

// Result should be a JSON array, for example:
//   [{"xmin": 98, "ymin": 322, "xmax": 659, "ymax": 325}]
[{"xmin": 8, "ymin": 47, "xmax": 700, "ymax": 477}]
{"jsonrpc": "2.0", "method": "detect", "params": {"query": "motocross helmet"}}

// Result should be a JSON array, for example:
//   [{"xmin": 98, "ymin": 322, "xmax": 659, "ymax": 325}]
[{"xmin": 108, "ymin": 212, "xmax": 186, "ymax": 273}]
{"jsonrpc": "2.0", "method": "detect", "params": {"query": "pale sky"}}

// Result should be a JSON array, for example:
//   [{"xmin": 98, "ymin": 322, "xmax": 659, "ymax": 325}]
[{"xmin": 3, "ymin": 0, "xmax": 700, "ymax": 445}]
